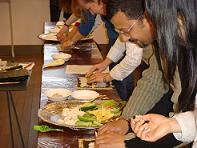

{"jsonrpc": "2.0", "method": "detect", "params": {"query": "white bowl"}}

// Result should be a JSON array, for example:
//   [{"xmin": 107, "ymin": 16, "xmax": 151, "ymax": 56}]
[
  {"xmin": 51, "ymin": 53, "xmax": 72, "ymax": 62},
  {"xmin": 45, "ymin": 88, "xmax": 72, "ymax": 101},
  {"xmin": 71, "ymin": 90, "xmax": 100, "ymax": 100}
]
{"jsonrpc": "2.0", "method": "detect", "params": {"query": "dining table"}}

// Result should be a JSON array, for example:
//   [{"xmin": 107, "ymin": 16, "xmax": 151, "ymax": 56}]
[{"xmin": 37, "ymin": 22, "xmax": 120, "ymax": 148}]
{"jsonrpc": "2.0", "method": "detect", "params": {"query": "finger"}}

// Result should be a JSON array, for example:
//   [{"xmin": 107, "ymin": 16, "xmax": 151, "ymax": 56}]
[
  {"xmin": 61, "ymin": 36, "xmax": 68, "ymax": 44},
  {"xmin": 140, "ymin": 114, "xmax": 153, "ymax": 122},
  {"xmin": 57, "ymin": 34, "xmax": 63, "ymax": 42},
  {"xmin": 95, "ymin": 135, "xmax": 107, "ymax": 145},
  {"xmin": 62, "ymin": 41, "xmax": 72, "ymax": 49},
  {"xmin": 136, "ymin": 123, "xmax": 149, "ymax": 138},
  {"xmin": 130, "ymin": 118, "xmax": 136, "ymax": 131},
  {"xmin": 87, "ymin": 75, "xmax": 97, "ymax": 83},
  {"xmin": 86, "ymin": 67, "xmax": 97, "ymax": 77},
  {"xmin": 88, "ymin": 79, "xmax": 97, "ymax": 84},
  {"xmin": 96, "ymin": 133, "xmax": 112, "ymax": 143},
  {"xmin": 98, "ymin": 124, "xmax": 110, "ymax": 135},
  {"xmin": 141, "ymin": 128, "xmax": 151, "ymax": 141},
  {"xmin": 95, "ymin": 68, "xmax": 103, "ymax": 73},
  {"xmin": 133, "ymin": 119, "xmax": 145, "ymax": 134}
]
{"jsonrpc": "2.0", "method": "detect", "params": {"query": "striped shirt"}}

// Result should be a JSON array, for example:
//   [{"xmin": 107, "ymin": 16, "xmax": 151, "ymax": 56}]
[{"xmin": 122, "ymin": 45, "xmax": 169, "ymax": 119}]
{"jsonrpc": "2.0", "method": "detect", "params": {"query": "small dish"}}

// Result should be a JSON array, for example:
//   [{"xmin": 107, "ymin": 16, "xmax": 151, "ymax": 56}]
[
  {"xmin": 45, "ymin": 88, "xmax": 72, "ymax": 101},
  {"xmin": 38, "ymin": 33, "xmax": 58, "ymax": 41},
  {"xmin": 51, "ymin": 53, "xmax": 72, "ymax": 62},
  {"xmin": 44, "ymin": 59, "xmax": 65, "ymax": 68},
  {"xmin": 71, "ymin": 90, "xmax": 100, "ymax": 101}
]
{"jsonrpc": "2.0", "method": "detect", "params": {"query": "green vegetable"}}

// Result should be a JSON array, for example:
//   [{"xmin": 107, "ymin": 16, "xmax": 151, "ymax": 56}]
[
  {"xmin": 113, "ymin": 111, "xmax": 121, "ymax": 117},
  {"xmin": 78, "ymin": 113, "xmax": 96, "ymax": 122},
  {"xmin": 80, "ymin": 102, "xmax": 97, "ymax": 111},
  {"xmin": 92, "ymin": 121, "xmax": 103, "ymax": 127},
  {"xmin": 100, "ymin": 100, "xmax": 117, "ymax": 107},
  {"xmin": 76, "ymin": 121, "xmax": 93, "ymax": 127},
  {"xmin": 111, "ymin": 107, "xmax": 121, "ymax": 113},
  {"xmin": 33, "ymin": 125, "xmax": 64, "ymax": 132}
]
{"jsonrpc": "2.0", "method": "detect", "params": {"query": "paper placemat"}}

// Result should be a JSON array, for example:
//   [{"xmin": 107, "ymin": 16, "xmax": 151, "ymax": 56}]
[{"xmin": 65, "ymin": 65, "xmax": 109, "ymax": 75}]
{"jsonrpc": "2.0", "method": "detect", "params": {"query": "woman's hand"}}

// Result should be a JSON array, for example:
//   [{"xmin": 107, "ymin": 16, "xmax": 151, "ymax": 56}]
[
  {"xmin": 57, "ymin": 25, "xmax": 69, "ymax": 42},
  {"xmin": 130, "ymin": 114, "xmax": 181, "ymax": 142},
  {"xmin": 95, "ymin": 132, "xmax": 126, "ymax": 148},
  {"xmin": 60, "ymin": 40, "xmax": 74, "ymax": 50}
]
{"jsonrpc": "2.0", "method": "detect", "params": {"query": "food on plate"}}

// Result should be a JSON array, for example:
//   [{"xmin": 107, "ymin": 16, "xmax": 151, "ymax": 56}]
[
  {"xmin": 57, "ymin": 100, "xmax": 122, "ymax": 127},
  {"xmin": 80, "ymin": 102, "xmax": 97, "ymax": 111},
  {"xmin": 52, "ymin": 93, "xmax": 63, "ymax": 99},
  {"xmin": 45, "ymin": 88, "xmax": 71, "ymax": 101},
  {"xmin": 75, "ymin": 100, "xmax": 123, "ymax": 127},
  {"xmin": 51, "ymin": 53, "xmax": 72, "ymax": 62},
  {"xmin": 44, "ymin": 59, "xmax": 65, "ymax": 68},
  {"xmin": 39, "ymin": 33, "xmax": 57, "ymax": 41},
  {"xmin": 39, "ymin": 100, "xmax": 125, "ymax": 129},
  {"xmin": 61, "ymin": 106, "xmax": 85, "ymax": 125}
]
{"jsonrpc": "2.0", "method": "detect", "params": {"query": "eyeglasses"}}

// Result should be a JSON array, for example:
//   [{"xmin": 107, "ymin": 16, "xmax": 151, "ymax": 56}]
[{"xmin": 115, "ymin": 15, "xmax": 143, "ymax": 35}]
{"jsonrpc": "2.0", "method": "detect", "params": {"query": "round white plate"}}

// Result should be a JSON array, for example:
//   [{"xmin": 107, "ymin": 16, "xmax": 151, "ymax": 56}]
[
  {"xmin": 51, "ymin": 53, "xmax": 72, "ymax": 62},
  {"xmin": 71, "ymin": 90, "xmax": 100, "ymax": 100},
  {"xmin": 45, "ymin": 88, "xmax": 72, "ymax": 101},
  {"xmin": 39, "ymin": 33, "xmax": 58, "ymax": 41}
]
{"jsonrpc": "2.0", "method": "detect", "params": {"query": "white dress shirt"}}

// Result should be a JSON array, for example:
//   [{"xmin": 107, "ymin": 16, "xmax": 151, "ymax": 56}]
[{"xmin": 107, "ymin": 37, "xmax": 143, "ymax": 81}]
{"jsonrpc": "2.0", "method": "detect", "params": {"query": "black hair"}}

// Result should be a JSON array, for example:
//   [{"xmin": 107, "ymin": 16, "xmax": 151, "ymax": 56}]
[
  {"xmin": 176, "ymin": 0, "xmax": 197, "ymax": 111},
  {"xmin": 146, "ymin": 0, "xmax": 197, "ymax": 112},
  {"xmin": 107, "ymin": 0, "xmax": 145, "ymax": 20}
]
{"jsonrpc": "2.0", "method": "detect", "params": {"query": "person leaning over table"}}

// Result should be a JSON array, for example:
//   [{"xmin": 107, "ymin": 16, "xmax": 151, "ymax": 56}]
[
  {"xmin": 96, "ymin": 0, "xmax": 197, "ymax": 147},
  {"xmin": 56, "ymin": 0, "xmax": 135, "ymax": 101},
  {"xmin": 58, "ymin": 0, "xmax": 118, "ymax": 48},
  {"xmin": 86, "ymin": 37, "xmax": 144, "ymax": 92},
  {"xmin": 130, "ymin": 0, "xmax": 197, "ymax": 146},
  {"xmin": 94, "ymin": 0, "xmax": 193, "ymax": 147}
]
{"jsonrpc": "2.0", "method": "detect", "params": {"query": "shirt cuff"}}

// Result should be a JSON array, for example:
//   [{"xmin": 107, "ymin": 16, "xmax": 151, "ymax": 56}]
[{"xmin": 173, "ymin": 111, "xmax": 196, "ymax": 142}]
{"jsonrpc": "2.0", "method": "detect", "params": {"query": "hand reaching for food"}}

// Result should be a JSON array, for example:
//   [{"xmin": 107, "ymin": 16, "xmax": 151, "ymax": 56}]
[{"xmin": 87, "ymin": 73, "xmax": 112, "ymax": 84}]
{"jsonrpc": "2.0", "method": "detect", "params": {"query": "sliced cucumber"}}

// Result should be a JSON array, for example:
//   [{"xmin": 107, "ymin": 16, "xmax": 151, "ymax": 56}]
[
  {"xmin": 78, "ymin": 113, "xmax": 96, "ymax": 122},
  {"xmin": 92, "ymin": 121, "xmax": 103, "ymax": 127},
  {"xmin": 100, "ymin": 100, "xmax": 117, "ymax": 107},
  {"xmin": 80, "ymin": 102, "xmax": 97, "ymax": 111}
]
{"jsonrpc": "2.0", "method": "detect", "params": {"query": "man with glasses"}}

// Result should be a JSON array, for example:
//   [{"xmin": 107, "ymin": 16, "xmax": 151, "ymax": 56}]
[
  {"xmin": 94, "ymin": 0, "xmax": 180, "ymax": 147},
  {"xmin": 86, "ymin": 7, "xmax": 149, "ymax": 94}
]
